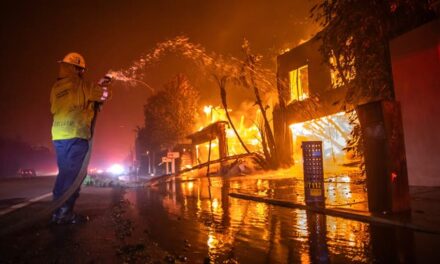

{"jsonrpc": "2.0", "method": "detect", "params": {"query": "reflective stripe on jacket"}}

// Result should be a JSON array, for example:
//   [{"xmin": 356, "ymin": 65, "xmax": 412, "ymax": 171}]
[{"xmin": 50, "ymin": 76, "xmax": 105, "ymax": 140}]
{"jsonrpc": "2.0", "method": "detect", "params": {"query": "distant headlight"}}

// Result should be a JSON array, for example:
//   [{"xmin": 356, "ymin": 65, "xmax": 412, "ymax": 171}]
[{"xmin": 107, "ymin": 164, "xmax": 125, "ymax": 175}]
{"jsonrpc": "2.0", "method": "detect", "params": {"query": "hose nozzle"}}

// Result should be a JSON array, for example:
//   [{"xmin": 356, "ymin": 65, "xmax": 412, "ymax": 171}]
[{"xmin": 98, "ymin": 73, "xmax": 113, "ymax": 86}]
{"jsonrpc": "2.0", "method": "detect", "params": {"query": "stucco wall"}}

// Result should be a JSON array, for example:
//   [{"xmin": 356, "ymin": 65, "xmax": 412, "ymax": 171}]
[{"xmin": 390, "ymin": 19, "xmax": 440, "ymax": 186}]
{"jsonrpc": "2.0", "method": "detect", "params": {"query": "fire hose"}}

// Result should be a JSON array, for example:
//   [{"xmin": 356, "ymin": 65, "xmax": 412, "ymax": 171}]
[{"xmin": 0, "ymin": 78, "xmax": 109, "ymax": 236}]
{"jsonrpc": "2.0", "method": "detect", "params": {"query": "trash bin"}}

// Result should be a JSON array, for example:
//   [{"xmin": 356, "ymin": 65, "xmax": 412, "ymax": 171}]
[{"xmin": 302, "ymin": 141, "xmax": 325, "ymax": 206}]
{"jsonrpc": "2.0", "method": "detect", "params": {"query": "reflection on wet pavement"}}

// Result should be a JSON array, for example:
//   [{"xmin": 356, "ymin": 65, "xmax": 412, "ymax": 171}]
[{"xmin": 125, "ymin": 170, "xmax": 440, "ymax": 263}]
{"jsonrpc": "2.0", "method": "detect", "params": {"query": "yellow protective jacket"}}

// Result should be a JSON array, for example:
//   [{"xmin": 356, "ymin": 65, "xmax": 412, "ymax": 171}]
[{"xmin": 50, "ymin": 76, "xmax": 107, "ymax": 140}]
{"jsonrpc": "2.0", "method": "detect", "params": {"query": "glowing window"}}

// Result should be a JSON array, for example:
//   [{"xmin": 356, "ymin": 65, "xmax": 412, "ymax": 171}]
[{"xmin": 289, "ymin": 65, "xmax": 309, "ymax": 102}]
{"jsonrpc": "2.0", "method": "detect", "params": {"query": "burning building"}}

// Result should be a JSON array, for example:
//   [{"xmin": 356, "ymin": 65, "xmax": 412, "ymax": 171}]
[
  {"xmin": 184, "ymin": 105, "xmax": 263, "ymax": 175},
  {"xmin": 273, "ymin": 17, "xmax": 439, "ymax": 213},
  {"xmin": 272, "ymin": 36, "xmax": 413, "ymax": 213},
  {"xmin": 273, "ymin": 36, "xmax": 357, "ymax": 172}
]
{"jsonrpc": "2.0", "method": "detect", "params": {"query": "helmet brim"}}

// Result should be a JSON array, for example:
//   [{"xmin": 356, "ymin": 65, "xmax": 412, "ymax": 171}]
[{"xmin": 57, "ymin": 60, "xmax": 86, "ymax": 69}]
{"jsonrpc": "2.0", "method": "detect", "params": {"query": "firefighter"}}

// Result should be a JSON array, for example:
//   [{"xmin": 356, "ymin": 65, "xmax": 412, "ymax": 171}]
[{"xmin": 50, "ymin": 52, "xmax": 111, "ymax": 224}]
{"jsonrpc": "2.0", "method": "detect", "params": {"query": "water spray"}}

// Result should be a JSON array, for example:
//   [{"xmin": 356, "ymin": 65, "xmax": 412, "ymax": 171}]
[
  {"xmin": 104, "ymin": 36, "xmax": 276, "ymax": 95},
  {"xmin": 106, "ymin": 70, "xmax": 154, "ymax": 92}
]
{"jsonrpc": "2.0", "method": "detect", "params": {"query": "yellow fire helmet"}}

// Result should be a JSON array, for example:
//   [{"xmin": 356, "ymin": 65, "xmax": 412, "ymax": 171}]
[{"xmin": 58, "ymin": 52, "xmax": 86, "ymax": 69}]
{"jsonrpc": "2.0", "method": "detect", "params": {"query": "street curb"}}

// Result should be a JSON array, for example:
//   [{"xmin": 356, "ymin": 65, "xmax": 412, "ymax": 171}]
[{"xmin": 229, "ymin": 192, "xmax": 440, "ymax": 235}]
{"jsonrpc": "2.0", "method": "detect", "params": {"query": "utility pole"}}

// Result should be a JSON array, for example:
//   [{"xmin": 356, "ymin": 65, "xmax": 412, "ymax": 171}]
[{"xmin": 146, "ymin": 150, "xmax": 151, "ymax": 175}]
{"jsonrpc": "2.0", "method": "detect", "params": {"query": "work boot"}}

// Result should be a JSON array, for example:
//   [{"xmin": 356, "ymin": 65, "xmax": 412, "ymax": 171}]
[
  {"xmin": 59, "ymin": 212, "xmax": 89, "ymax": 224},
  {"xmin": 51, "ymin": 205, "xmax": 89, "ymax": 225},
  {"xmin": 51, "ymin": 211, "xmax": 89, "ymax": 225},
  {"xmin": 51, "ymin": 205, "xmax": 70, "ymax": 222}
]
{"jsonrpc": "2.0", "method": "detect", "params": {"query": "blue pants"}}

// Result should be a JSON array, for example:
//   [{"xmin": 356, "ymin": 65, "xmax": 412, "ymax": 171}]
[{"xmin": 52, "ymin": 138, "xmax": 89, "ymax": 211}]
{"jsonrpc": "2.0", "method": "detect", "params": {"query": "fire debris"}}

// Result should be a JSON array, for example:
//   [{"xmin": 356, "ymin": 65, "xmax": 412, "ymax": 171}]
[{"xmin": 84, "ymin": 174, "xmax": 144, "ymax": 188}]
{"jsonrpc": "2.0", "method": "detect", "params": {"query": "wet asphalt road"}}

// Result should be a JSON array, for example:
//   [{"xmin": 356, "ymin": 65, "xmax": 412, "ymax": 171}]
[
  {"xmin": 132, "ymin": 171, "xmax": 440, "ymax": 263},
  {"xmin": 0, "ymin": 178, "xmax": 172, "ymax": 263},
  {"xmin": 0, "ymin": 176, "xmax": 55, "ymax": 212},
  {"xmin": 1, "ymin": 172, "xmax": 440, "ymax": 263}
]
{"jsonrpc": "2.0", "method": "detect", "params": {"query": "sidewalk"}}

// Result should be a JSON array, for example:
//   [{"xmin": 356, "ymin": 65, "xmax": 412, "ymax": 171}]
[
  {"xmin": 230, "ymin": 184, "xmax": 440, "ymax": 235},
  {"xmin": 407, "ymin": 186, "xmax": 440, "ymax": 231}
]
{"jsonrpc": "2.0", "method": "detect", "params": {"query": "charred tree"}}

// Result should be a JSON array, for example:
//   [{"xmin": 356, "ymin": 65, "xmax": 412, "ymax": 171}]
[
  {"xmin": 240, "ymin": 41, "xmax": 280, "ymax": 169},
  {"xmin": 215, "ymin": 75, "xmax": 268, "ymax": 169}
]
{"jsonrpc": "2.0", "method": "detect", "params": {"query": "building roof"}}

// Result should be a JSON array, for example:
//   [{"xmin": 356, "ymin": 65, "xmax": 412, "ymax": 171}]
[{"xmin": 186, "ymin": 121, "xmax": 228, "ymax": 145}]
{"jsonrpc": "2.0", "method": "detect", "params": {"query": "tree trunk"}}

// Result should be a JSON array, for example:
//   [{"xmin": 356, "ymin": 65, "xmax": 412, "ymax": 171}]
[
  {"xmin": 249, "ymin": 64, "xmax": 278, "ymax": 167},
  {"xmin": 217, "ymin": 76, "xmax": 267, "ymax": 169},
  {"xmin": 218, "ymin": 78, "xmax": 252, "ymax": 155}
]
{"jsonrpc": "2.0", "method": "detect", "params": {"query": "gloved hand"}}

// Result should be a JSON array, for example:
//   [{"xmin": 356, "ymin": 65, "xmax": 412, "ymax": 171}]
[{"xmin": 98, "ymin": 74, "xmax": 113, "ymax": 101}]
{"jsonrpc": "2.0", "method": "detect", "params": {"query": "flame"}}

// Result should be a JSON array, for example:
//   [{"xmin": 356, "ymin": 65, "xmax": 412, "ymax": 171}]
[
  {"xmin": 193, "ymin": 104, "xmax": 265, "ymax": 164},
  {"xmin": 289, "ymin": 112, "xmax": 359, "ymax": 170},
  {"xmin": 203, "ymin": 105, "xmax": 213, "ymax": 115},
  {"xmin": 329, "ymin": 54, "xmax": 356, "ymax": 88},
  {"xmin": 226, "ymin": 128, "xmax": 235, "ymax": 138}
]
